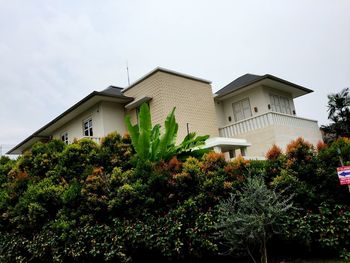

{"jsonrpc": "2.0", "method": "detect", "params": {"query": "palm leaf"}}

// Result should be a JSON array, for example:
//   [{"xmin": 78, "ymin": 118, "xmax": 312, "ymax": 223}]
[
  {"xmin": 137, "ymin": 103, "xmax": 152, "ymax": 160},
  {"xmin": 159, "ymin": 107, "xmax": 178, "ymax": 159},
  {"xmin": 125, "ymin": 115, "xmax": 140, "ymax": 153},
  {"xmin": 150, "ymin": 124, "xmax": 161, "ymax": 161}
]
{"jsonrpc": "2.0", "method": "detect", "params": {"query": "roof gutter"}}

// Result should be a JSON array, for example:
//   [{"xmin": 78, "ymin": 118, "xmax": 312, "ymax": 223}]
[
  {"xmin": 7, "ymin": 135, "xmax": 50, "ymax": 154},
  {"xmin": 7, "ymin": 91, "xmax": 133, "ymax": 155},
  {"xmin": 215, "ymin": 75, "xmax": 313, "ymax": 99},
  {"xmin": 122, "ymin": 67, "xmax": 212, "ymax": 93}
]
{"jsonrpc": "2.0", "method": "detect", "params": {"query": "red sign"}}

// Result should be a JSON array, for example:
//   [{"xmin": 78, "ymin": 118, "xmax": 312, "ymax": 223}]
[{"xmin": 337, "ymin": 166, "xmax": 350, "ymax": 185}]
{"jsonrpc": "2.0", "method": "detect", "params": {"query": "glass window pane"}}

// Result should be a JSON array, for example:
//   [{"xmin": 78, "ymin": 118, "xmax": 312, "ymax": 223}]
[
  {"xmin": 242, "ymin": 99, "xmax": 249, "ymax": 108},
  {"xmin": 233, "ymin": 99, "xmax": 251, "ymax": 122},
  {"xmin": 243, "ymin": 108, "xmax": 252, "ymax": 118},
  {"xmin": 242, "ymin": 99, "xmax": 252, "ymax": 117},
  {"xmin": 235, "ymin": 111, "xmax": 244, "ymax": 122},
  {"xmin": 270, "ymin": 94, "xmax": 292, "ymax": 115},
  {"xmin": 233, "ymin": 102, "xmax": 241, "ymax": 113}
]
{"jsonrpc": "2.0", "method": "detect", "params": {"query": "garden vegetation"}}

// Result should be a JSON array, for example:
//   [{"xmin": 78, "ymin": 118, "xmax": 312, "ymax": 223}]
[{"xmin": 1, "ymin": 104, "xmax": 350, "ymax": 262}]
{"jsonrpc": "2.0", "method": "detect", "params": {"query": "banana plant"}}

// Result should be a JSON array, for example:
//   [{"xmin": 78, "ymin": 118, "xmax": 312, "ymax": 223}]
[{"xmin": 125, "ymin": 103, "xmax": 209, "ymax": 162}]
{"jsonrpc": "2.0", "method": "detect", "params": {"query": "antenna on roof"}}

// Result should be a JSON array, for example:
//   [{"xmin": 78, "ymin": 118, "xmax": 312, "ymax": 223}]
[{"xmin": 126, "ymin": 61, "xmax": 130, "ymax": 86}]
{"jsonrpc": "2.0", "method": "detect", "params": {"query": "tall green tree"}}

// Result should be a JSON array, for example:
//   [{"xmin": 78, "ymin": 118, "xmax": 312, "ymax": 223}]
[
  {"xmin": 125, "ymin": 103, "xmax": 209, "ymax": 163},
  {"xmin": 322, "ymin": 88, "xmax": 350, "ymax": 142},
  {"xmin": 215, "ymin": 177, "xmax": 293, "ymax": 263}
]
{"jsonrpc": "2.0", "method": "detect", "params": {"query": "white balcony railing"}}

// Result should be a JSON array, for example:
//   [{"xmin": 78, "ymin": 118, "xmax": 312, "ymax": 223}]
[
  {"xmin": 219, "ymin": 112, "xmax": 319, "ymax": 138},
  {"xmin": 82, "ymin": 136, "xmax": 101, "ymax": 144}
]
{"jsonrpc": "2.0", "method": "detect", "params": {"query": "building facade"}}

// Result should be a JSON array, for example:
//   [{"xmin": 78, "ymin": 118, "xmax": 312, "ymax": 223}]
[{"xmin": 8, "ymin": 68, "xmax": 323, "ymax": 158}]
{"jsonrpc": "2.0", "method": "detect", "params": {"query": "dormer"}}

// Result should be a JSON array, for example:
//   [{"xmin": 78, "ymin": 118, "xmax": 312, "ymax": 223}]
[{"xmin": 214, "ymin": 74, "xmax": 313, "ymax": 127}]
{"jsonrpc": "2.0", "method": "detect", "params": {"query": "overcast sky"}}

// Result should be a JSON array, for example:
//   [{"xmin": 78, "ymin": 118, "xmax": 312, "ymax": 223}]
[{"xmin": 1, "ymin": 0, "xmax": 350, "ymax": 146}]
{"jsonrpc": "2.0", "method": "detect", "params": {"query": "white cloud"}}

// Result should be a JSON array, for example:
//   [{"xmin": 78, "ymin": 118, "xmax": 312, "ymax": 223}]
[{"xmin": 0, "ymin": 0, "xmax": 349, "ymax": 145}]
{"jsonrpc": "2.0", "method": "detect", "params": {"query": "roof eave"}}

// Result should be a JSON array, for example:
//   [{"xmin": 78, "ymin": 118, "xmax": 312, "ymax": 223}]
[
  {"xmin": 7, "ymin": 91, "xmax": 133, "ymax": 155},
  {"xmin": 265, "ymin": 74, "xmax": 313, "ymax": 95},
  {"xmin": 7, "ymin": 135, "xmax": 50, "ymax": 155},
  {"xmin": 122, "ymin": 67, "xmax": 211, "ymax": 93},
  {"xmin": 215, "ymin": 76, "xmax": 266, "ymax": 99},
  {"xmin": 215, "ymin": 74, "xmax": 313, "ymax": 99}
]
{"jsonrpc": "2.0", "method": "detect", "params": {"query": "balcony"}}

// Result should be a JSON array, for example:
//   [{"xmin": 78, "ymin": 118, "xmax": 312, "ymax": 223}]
[{"xmin": 219, "ymin": 112, "xmax": 319, "ymax": 138}]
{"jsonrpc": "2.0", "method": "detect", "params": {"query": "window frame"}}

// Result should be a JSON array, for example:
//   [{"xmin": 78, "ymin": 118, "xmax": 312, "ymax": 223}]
[
  {"xmin": 269, "ymin": 94, "xmax": 292, "ymax": 115},
  {"xmin": 61, "ymin": 132, "xmax": 69, "ymax": 144},
  {"xmin": 83, "ymin": 117, "xmax": 93, "ymax": 137},
  {"xmin": 232, "ymin": 98, "xmax": 252, "ymax": 122}
]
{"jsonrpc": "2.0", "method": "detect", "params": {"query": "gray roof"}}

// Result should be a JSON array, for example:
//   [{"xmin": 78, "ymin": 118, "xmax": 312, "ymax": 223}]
[
  {"xmin": 216, "ymin": 74, "xmax": 261, "ymax": 96},
  {"xmin": 100, "ymin": 86, "xmax": 124, "ymax": 96},
  {"xmin": 215, "ymin": 73, "xmax": 313, "ymax": 97},
  {"xmin": 7, "ymin": 86, "xmax": 133, "ymax": 154}
]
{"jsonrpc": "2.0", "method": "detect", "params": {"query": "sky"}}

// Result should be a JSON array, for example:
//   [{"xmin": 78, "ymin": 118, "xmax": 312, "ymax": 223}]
[{"xmin": 0, "ymin": 0, "xmax": 350, "ymax": 148}]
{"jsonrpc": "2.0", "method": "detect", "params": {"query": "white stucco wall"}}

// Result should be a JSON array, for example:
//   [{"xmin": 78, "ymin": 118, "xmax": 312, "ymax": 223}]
[
  {"xmin": 100, "ymin": 101, "xmax": 127, "ymax": 136},
  {"xmin": 219, "ymin": 86, "xmax": 267, "ymax": 127},
  {"xmin": 52, "ymin": 103, "xmax": 104, "ymax": 143},
  {"xmin": 217, "ymin": 85, "xmax": 299, "ymax": 129},
  {"xmin": 214, "ymin": 99, "xmax": 225, "ymax": 127},
  {"xmin": 229, "ymin": 121, "xmax": 322, "ymax": 158}
]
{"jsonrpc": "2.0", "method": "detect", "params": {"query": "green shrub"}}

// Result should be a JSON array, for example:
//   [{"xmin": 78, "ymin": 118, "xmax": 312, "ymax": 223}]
[
  {"xmin": 0, "ymin": 156, "xmax": 15, "ymax": 185},
  {"xmin": 56, "ymin": 139, "xmax": 99, "ymax": 181},
  {"xmin": 13, "ymin": 177, "xmax": 65, "ymax": 230},
  {"xmin": 98, "ymin": 132, "xmax": 134, "ymax": 173}
]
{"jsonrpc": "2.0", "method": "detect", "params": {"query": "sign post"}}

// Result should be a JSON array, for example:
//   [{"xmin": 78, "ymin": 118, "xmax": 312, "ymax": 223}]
[
  {"xmin": 337, "ymin": 148, "xmax": 350, "ymax": 192},
  {"xmin": 337, "ymin": 166, "xmax": 350, "ymax": 186}
]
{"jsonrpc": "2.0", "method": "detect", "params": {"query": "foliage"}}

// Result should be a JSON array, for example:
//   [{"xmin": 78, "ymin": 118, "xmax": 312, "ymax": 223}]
[
  {"xmin": 265, "ymin": 144, "xmax": 282, "ymax": 160},
  {"xmin": 98, "ymin": 132, "xmax": 134, "ymax": 173},
  {"xmin": 125, "ymin": 103, "xmax": 209, "ymax": 164},
  {"xmin": 2, "ymin": 126, "xmax": 350, "ymax": 262},
  {"xmin": 0, "ymin": 156, "xmax": 15, "ymax": 185},
  {"xmin": 56, "ymin": 138, "xmax": 99, "ymax": 182},
  {"xmin": 283, "ymin": 203, "xmax": 350, "ymax": 260},
  {"xmin": 215, "ymin": 176, "xmax": 293, "ymax": 263},
  {"xmin": 321, "ymin": 88, "xmax": 350, "ymax": 143},
  {"xmin": 0, "ymin": 133, "xmax": 232, "ymax": 262}
]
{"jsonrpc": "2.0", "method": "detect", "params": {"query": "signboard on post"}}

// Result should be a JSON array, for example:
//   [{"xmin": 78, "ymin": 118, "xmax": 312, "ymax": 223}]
[{"xmin": 337, "ymin": 166, "xmax": 350, "ymax": 185}]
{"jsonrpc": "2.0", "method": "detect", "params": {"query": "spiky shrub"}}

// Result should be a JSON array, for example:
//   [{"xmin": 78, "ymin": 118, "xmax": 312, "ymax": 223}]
[
  {"xmin": 265, "ymin": 144, "xmax": 282, "ymax": 160},
  {"xmin": 285, "ymin": 137, "xmax": 314, "ymax": 166},
  {"xmin": 215, "ymin": 176, "xmax": 293, "ymax": 263}
]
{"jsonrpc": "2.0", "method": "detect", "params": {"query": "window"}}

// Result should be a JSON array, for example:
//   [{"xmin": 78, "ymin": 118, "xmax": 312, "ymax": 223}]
[
  {"xmin": 232, "ymin": 98, "xmax": 252, "ymax": 122},
  {"xmin": 269, "ymin": 94, "xmax": 292, "ymax": 114},
  {"xmin": 83, "ymin": 118, "xmax": 93, "ymax": 136},
  {"xmin": 61, "ymin": 132, "xmax": 68, "ymax": 144}
]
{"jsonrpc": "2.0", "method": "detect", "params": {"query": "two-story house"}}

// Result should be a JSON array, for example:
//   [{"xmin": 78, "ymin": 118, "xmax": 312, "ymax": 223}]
[
  {"xmin": 7, "ymin": 67, "xmax": 322, "ymax": 158},
  {"xmin": 214, "ymin": 74, "xmax": 322, "ymax": 157}
]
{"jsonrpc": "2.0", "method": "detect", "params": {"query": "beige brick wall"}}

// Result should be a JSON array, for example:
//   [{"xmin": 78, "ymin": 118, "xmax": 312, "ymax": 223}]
[
  {"xmin": 160, "ymin": 72, "xmax": 219, "ymax": 141},
  {"xmin": 123, "ymin": 71, "xmax": 219, "ymax": 142},
  {"xmin": 123, "ymin": 72, "xmax": 165, "ymax": 126}
]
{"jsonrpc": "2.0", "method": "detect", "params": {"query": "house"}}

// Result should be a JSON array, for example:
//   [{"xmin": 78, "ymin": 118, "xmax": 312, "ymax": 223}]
[
  {"xmin": 214, "ymin": 73, "xmax": 322, "ymax": 157},
  {"xmin": 7, "ymin": 67, "xmax": 322, "ymax": 158}
]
